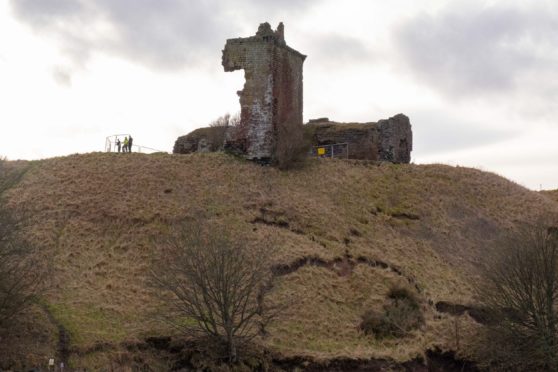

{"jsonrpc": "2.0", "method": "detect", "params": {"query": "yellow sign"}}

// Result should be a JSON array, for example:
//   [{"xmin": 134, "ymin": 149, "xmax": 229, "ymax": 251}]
[{"xmin": 317, "ymin": 147, "xmax": 325, "ymax": 156}]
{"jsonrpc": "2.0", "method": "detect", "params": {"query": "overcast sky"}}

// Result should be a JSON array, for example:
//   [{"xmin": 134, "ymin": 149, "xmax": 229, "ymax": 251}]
[{"xmin": 1, "ymin": 0, "xmax": 557, "ymax": 189}]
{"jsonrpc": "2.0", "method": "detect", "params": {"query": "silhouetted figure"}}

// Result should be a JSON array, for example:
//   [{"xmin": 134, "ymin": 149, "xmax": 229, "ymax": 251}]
[
  {"xmin": 128, "ymin": 135, "xmax": 133, "ymax": 153},
  {"xmin": 116, "ymin": 138, "xmax": 121, "ymax": 153},
  {"xmin": 123, "ymin": 137, "xmax": 129, "ymax": 153}
]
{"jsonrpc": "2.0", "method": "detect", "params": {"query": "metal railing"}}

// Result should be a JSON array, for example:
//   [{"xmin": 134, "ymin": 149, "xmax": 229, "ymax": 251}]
[
  {"xmin": 105, "ymin": 134, "xmax": 168, "ymax": 154},
  {"xmin": 311, "ymin": 143, "xmax": 349, "ymax": 159}
]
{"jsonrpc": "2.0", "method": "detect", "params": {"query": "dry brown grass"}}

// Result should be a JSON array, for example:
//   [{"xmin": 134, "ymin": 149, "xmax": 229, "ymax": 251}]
[
  {"xmin": 541, "ymin": 189, "xmax": 558, "ymax": 204},
  {"xmin": 2, "ymin": 152, "xmax": 558, "ymax": 368}
]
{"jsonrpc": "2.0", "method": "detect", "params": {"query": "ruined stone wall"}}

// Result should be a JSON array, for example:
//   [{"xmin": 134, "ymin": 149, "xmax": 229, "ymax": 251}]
[
  {"xmin": 175, "ymin": 23, "xmax": 411, "ymax": 163},
  {"xmin": 222, "ymin": 23, "xmax": 306, "ymax": 161},
  {"xmin": 377, "ymin": 114, "xmax": 413, "ymax": 163},
  {"xmin": 173, "ymin": 126, "xmax": 227, "ymax": 154},
  {"xmin": 174, "ymin": 114, "xmax": 413, "ymax": 163},
  {"xmin": 306, "ymin": 114, "xmax": 413, "ymax": 163}
]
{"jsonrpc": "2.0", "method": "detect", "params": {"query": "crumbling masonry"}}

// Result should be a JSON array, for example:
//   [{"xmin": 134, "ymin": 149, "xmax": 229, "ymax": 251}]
[
  {"xmin": 173, "ymin": 22, "xmax": 413, "ymax": 164},
  {"xmin": 222, "ymin": 22, "xmax": 306, "ymax": 161},
  {"xmin": 306, "ymin": 114, "xmax": 413, "ymax": 163}
]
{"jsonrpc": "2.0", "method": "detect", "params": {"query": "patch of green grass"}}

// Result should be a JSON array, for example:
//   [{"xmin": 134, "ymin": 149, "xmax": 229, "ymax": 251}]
[{"xmin": 46, "ymin": 302, "xmax": 129, "ymax": 346}]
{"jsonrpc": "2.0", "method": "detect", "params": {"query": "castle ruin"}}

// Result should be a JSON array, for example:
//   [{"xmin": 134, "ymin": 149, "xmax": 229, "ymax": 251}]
[
  {"xmin": 173, "ymin": 22, "xmax": 413, "ymax": 164},
  {"xmin": 306, "ymin": 114, "xmax": 412, "ymax": 163},
  {"xmin": 221, "ymin": 22, "xmax": 306, "ymax": 161}
]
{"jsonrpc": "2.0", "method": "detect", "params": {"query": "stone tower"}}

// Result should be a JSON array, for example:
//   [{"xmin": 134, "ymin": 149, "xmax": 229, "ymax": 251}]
[{"xmin": 222, "ymin": 22, "xmax": 306, "ymax": 161}]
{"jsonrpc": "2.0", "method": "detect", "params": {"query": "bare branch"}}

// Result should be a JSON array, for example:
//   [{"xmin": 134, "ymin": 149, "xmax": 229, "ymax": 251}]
[
  {"xmin": 150, "ymin": 222, "xmax": 279, "ymax": 363},
  {"xmin": 475, "ymin": 218, "xmax": 558, "ymax": 370},
  {"xmin": 0, "ymin": 205, "xmax": 48, "ymax": 331}
]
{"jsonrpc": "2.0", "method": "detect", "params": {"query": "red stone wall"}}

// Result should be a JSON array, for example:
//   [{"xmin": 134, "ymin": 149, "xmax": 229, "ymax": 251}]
[
  {"xmin": 306, "ymin": 114, "xmax": 413, "ymax": 163},
  {"xmin": 222, "ymin": 23, "xmax": 306, "ymax": 161}
]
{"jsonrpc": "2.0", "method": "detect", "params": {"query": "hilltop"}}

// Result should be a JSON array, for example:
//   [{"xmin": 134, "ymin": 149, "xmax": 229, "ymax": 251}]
[
  {"xmin": 541, "ymin": 189, "xmax": 558, "ymax": 204},
  {"xmin": 2, "ymin": 152, "xmax": 558, "ymax": 370}
]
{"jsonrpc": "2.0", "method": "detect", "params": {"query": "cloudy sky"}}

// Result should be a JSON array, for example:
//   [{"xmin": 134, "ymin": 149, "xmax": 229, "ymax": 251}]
[{"xmin": 1, "ymin": 0, "xmax": 557, "ymax": 189}]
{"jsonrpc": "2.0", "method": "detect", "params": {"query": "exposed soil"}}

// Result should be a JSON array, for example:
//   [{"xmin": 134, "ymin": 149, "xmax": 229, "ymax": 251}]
[
  {"xmin": 272, "ymin": 254, "xmax": 422, "ymax": 293},
  {"xmin": 118, "ymin": 336, "xmax": 481, "ymax": 371},
  {"xmin": 435, "ymin": 301, "xmax": 490, "ymax": 324}
]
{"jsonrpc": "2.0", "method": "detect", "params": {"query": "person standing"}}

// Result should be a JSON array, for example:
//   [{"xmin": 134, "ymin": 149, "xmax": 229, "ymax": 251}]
[
  {"xmin": 116, "ymin": 138, "xmax": 121, "ymax": 153},
  {"xmin": 128, "ymin": 135, "xmax": 133, "ymax": 153},
  {"xmin": 123, "ymin": 137, "xmax": 129, "ymax": 153}
]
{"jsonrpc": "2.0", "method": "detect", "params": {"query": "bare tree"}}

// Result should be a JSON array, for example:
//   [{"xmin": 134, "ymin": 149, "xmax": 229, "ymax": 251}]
[
  {"xmin": 0, "ymin": 206, "xmax": 45, "ymax": 331},
  {"xmin": 209, "ymin": 113, "xmax": 231, "ymax": 128},
  {"xmin": 0, "ymin": 159, "xmax": 45, "ymax": 331},
  {"xmin": 205, "ymin": 112, "xmax": 241, "ymax": 152},
  {"xmin": 151, "ymin": 223, "xmax": 277, "ymax": 363},
  {"xmin": 229, "ymin": 112, "xmax": 241, "ymax": 127},
  {"xmin": 475, "ymin": 220, "xmax": 558, "ymax": 370}
]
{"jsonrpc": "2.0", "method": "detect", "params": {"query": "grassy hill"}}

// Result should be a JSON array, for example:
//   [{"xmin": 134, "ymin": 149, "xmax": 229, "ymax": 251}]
[
  {"xmin": 541, "ymin": 189, "xmax": 558, "ymax": 204},
  {"xmin": 2, "ymin": 152, "xmax": 558, "ymax": 370}
]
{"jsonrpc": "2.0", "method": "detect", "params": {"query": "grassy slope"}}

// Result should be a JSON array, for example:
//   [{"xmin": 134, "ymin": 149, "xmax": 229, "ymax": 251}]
[
  {"xmin": 541, "ymin": 189, "xmax": 558, "ymax": 203},
  {"xmin": 3, "ymin": 152, "xmax": 558, "ymax": 368}
]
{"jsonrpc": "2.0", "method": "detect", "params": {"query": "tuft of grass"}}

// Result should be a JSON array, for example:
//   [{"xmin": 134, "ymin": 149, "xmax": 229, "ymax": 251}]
[
  {"xmin": 360, "ymin": 285, "xmax": 423, "ymax": 339},
  {"xmin": 541, "ymin": 189, "xmax": 558, "ymax": 204},
  {"xmin": 387, "ymin": 285, "xmax": 419, "ymax": 303}
]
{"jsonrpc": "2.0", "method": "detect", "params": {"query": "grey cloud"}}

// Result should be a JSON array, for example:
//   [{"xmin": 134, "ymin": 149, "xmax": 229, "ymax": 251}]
[
  {"xmin": 95, "ymin": 0, "xmax": 229, "ymax": 69},
  {"xmin": 11, "ymin": 0, "xmax": 228, "ymax": 70},
  {"xmin": 234, "ymin": 0, "xmax": 319, "ymax": 22},
  {"xmin": 395, "ymin": 3, "xmax": 558, "ymax": 98},
  {"xmin": 300, "ymin": 33, "xmax": 373, "ymax": 68},
  {"xmin": 51, "ymin": 65, "xmax": 72, "ymax": 86},
  {"xmin": 9, "ymin": 0, "xmax": 318, "ymax": 73},
  {"xmin": 411, "ymin": 110, "xmax": 519, "ymax": 156},
  {"xmin": 11, "ymin": 0, "xmax": 84, "ymax": 26}
]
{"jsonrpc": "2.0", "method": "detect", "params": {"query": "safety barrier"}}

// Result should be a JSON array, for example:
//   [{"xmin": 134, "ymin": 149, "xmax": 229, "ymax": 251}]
[
  {"xmin": 311, "ymin": 143, "xmax": 349, "ymax": 159},
  {"xmin": 105, "ymin": 134, "xmax": 168, "ymax": 154}
]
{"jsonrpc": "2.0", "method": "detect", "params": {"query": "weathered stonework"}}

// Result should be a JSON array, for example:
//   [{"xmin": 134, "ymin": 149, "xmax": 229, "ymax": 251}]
[
  {"xmin": 305, "ymin": 114, "xmax": 413, "ymax": 163},
  {"xmin": 173, "ymin": 126, "xmax": 227, "ymax": 154},
  {"xmin": 174, "ymin": 114, "xmax": 413, "ymax": 163},
  {"xmin": 222, "ymin": 22, "xmax": 306, "ymax": 161},
  {"xmin": 174, "ymin": 22, "xmax": 412, "ymax": 163}
]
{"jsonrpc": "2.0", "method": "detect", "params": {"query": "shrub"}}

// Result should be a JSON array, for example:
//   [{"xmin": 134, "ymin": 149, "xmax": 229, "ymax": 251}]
[
  {"xmin": 360, "ymin": 309, "xmax": 390, "ymax": 338},
  {"xmin": 360, "ymin": 285, "xmax": 423, "ymax": 339},
  {"xmin": 387, "ymin": 284, "xmax": 418, "ymax": 302},
  {"xmin": 474, "ymin": 219, "xmax": 558, "ymax": 370},
  {"xmin": 0, "ymin": 207, "xmax": 46, "ymax": 331}
]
